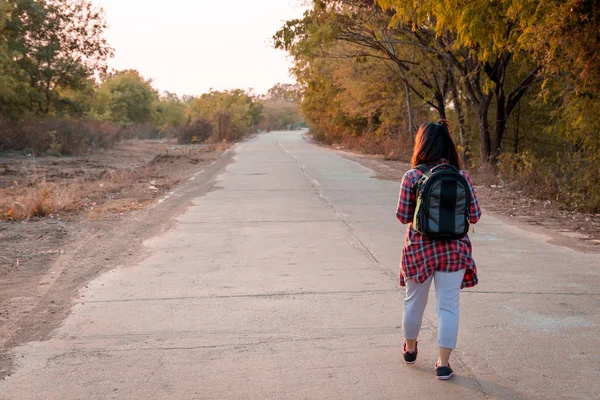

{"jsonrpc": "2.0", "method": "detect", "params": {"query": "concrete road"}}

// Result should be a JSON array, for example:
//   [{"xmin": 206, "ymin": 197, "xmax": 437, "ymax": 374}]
[{"xmin": 2, "ymin": 131, "xmax": 599, "ymax": 399}]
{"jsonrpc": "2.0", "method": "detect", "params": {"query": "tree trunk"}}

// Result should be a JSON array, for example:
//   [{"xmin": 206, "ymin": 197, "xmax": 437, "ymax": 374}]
[
  {"xmin": 490, "ymin": 68, "xmax": 540, "ymax": 163},
  {"xmin": 401, "ymin": 73, "xmax": 415, "ymax": 141},
  {"xmin": 513, "ymin": 103, "xmax": 520, "ymax": 154},
  {"xmin": 443, "ymin": 46, "xmax": 493, "ymax": 166},
  {"xmin": 492, "ymin": 86, "xmax": 507, "ymax": 163},
  {"xmin": 492, "ymin": 120, "xmax": 507, "ymax": 163},
  {"xmin": 448, "ymin": 68, "xmax": 467, "ymax": 162},
  {"xmin": 434, "ymin": 91, "xmax": 446, "ymax": 120},
  {"xmin": 477, "ymin": 94, "xmax": 493, "ymax": 164},
  {"xmin": 484, "ymin": 53, "xmax": 540, "ymax": 165}
]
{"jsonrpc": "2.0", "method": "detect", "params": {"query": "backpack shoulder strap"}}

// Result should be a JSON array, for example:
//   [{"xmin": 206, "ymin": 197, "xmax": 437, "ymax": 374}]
[
  {"xmin": 415, "ymin": 164, "xmax": 430, "ymax": 174},
  {"xmin": 412, "ymin": 164, "xmax": 431, "ymax": 193}
]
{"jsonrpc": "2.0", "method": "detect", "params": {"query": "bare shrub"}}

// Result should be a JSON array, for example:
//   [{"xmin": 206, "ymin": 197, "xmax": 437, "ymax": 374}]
[
  {"xmin": 124, "ymin": 123, "xmax": 161, "ymax": 140},
  {"xmin": 318, "ymin": 130, "xmax": 413, "ymax": 162},
  {"xmin": 309, "ymin": 127, "xmax": 330, "ymax": 144},
  {"xmin": 1, "ymin": 182, "xmax": 80, "ymax": 220},
  {"xmin": 55, "ymin": 120, "xmax": 123, "ymax": 154},
  {"xmin": 0, "ymin": 117, "xmax": 52, "ymax": 153},
  {"xmin": 178, "ymin": 118, "xmax": 213, "ymax": 144},
  {"xmin": 498, "ymin": 151, "xmax": 600, "ymax": 213},
  {"xmin": 0, "ymin": 117, "xmax": 123, "ymax": 155}
]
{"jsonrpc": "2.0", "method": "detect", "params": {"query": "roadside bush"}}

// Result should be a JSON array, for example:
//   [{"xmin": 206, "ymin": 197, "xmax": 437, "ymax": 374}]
[
  {"xmin": 0, "ymin": 117, "xmax": 50, "ymax": 153},
  {"xmin": 124, "ymin": 123, "xmax": 161, "ymax": 140},
  {"xmin": 0, "ymin": 117, "xmax": 123, "ymax": 155},
  {"xmin": 178, "ymin": 118, "xmax": 213, "ymax": 144},
  {"xmin": 499, "ymin": 151, "xmax": 600, "ymax": 213},
  {"xmin": 309, "ymin": 125, "xmax": 412, "ymax": 162},
  {"xmin": 55, "ymin": 120, "xmax": 123, "ymax": 154},
  {"xmin": 310, "ymin": 127, "xmax": 330, "ymax": 144},
  {"xmin": 343, "ymin": 134, "xmax": 413, "ymax": 161}
]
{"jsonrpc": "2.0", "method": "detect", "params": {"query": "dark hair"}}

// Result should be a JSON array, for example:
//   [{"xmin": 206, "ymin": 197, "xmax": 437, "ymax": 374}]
[{"xmin": 411, "ymin": 120, "xmax": 461, "ymax": 169}]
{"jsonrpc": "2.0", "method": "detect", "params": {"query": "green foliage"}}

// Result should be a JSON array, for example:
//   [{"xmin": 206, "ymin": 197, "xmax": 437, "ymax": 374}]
[
  {"xmin": 2, "ymin": 0, "xmax": 112, "ymax": 116},
  {"xmin": 0, "ymin": 44, "xmax": 29, "ymax": 116},
  {"xmin": 0, "ymin": 1, "xmax": 262, "ymax": 155},
  {"xmin": 188, "ymin": 89, "xmax": 261, "ymax": 142},
  {"xmin": 0, "ymin": 1, "xmax": 29, "ymax": 116},
  {"xmin": 274, "ymin": 1, "xmax": 435, "ymax": 143},
  {"xmin": 266, "ymin": 83, "xmax": 302, "ymax": 103},
  {"xmin": 276, "ymin": 0, "xmax": 600, "ymax": 211},
  {"xmin": 156, "ymin": 92, "xmax": 187, "ymax": 131},
  {"xmin": 96, "ymin": 70, "xmax": 158, "ymax": 126},
  {"xmin": 507, "ymin": 0, "xmax": 600, "ymax": 94}
]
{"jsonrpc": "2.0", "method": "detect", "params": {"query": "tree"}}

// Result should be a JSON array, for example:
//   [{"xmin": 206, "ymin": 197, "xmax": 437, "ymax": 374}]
[
  {"xmin": 377, "ymin": 0, "xmax": 543, "ymax": 163},
  {"xmin": 0, "ymin": 1, "xmax": 29, "ymax": 116},
  {"xmin": 274, "ymin": 1, "xmax": 447, "ymax": 144},
  {"xmin": 275, "ymin": 0, "xmax": 600, "ymax": 210},
  {"xmin": 259, "ymin": 83, "xmax": 304, "ymax": 131},
  {"xmin": 266, "ymin": 83, "xmax": 302, "ymax": 103},
  {"xmin": 515, "ymin": 0, "xmax": 599, "ymax": 95},
  {"xmin": 178, "ymin": 118, "xmax": 213, "ymax": 144},
  {"xmin": 188, "ymin": 89, "xmax": 262, "ymax": 141},
  {"xmin": 275, "ymin": 0, "xmax": 473, "ymax": 143},
  {"xmin": 97, "ymin": 70, "xmax": 158, "ymax": 126},
  {"xmin": 260, "ymin": 100, "xmax": 300, "ymax": 131},
  {"xmin": 156, "ymin": 91, "xmax": 187, "ymax": 133},
  {"xmin": 2, "ymin": 0, "xmax": 112, "ymax": 116}
]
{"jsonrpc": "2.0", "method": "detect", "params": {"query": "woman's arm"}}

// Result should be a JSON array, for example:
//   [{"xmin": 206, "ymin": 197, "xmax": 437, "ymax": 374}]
[
  {"xmin": 462, "ymin": 171, "xmax": 482, "ymax": 224},
  {"xmin": 396, "ymin": 171, "xmax": 416, "ymax": 224}
]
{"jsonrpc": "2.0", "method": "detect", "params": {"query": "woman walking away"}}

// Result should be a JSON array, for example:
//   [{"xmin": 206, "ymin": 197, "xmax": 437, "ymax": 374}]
[{"xmin": 396, "ymin": 120, "xmax": 481, "ymax": 380}]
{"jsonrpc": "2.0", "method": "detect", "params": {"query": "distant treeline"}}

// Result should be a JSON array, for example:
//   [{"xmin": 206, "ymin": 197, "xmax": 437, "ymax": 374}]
[
  {"xmin": 0, "ymin": 0, "xmax": 303, "ymax": 154},
  {"xmin": 274, "ymin": 0, "xmax": 600, "ymax": 212}
]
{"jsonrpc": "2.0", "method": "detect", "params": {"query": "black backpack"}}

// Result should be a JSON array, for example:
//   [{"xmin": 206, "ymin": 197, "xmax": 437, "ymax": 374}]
[{"xmin": 412, "ymin": 164, "xmax": 471, "ymax": 240}]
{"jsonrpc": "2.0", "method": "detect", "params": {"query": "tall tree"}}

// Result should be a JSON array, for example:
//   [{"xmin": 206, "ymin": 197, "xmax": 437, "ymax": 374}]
[
  {"xmin": 3, "ymin": 0, "xmax": 112, "ymax": 115},
  {"xmin": 274, "ymin": 0, "xmax": 452, "ymax": 139},
  {"xmin": 97, "ymin": 70, "xmax": 158, "ymax": 126},
  {"xmin": 266, "ymin": 83, "xmax": 302, "ymax": 103},
  {"xmin": 377, "ymin": 0, "xmax": 543, "ymax": 163},
  {"xmin": 156, "ymin": 91, "xmax": 187, "ymax": 130},
  {"xmin": 188, "ymin": 89, "xmax": 261, "ymax": 141},
  {"xmin": 0, "ymin": 1, "xmax": 29, "ymax": 116}
]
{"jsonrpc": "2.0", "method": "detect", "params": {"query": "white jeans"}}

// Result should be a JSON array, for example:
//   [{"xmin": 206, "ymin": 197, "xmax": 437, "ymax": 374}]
[{"xmin": 403, "ymin": 270, "xmax": 466, "ymax": 349}]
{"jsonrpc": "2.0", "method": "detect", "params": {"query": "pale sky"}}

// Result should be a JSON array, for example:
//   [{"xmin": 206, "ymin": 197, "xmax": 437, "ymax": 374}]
[{"xmin": 92, "ymin": 0, "xmax": 306, "ymax": 96}]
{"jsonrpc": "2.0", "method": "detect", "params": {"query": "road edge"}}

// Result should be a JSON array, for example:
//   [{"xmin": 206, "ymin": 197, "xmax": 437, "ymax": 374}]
[{"xmin": 0, "ymin": 146, "xmax": 236, "ymax": 380}]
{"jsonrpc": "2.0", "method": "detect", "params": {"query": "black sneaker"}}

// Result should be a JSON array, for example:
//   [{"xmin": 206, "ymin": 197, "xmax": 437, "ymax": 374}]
[
  {"xmin": 402, "ymin": 341, "xmax": 418, "ymax": 364},
  {"xmin": 435, "ymin": 362, "xmax": 454, "ymax": 380}
]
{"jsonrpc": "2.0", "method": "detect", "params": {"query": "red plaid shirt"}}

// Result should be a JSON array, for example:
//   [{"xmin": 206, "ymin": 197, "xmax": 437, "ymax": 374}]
[{"xmin": 396, "ymin": 161, "xmax": 482, "ymax": 289}]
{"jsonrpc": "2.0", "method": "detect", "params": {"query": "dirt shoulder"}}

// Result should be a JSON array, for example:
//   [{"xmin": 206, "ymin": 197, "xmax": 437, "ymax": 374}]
[
  {"xmin": 0, "ymin": 140, "xmax": 234, "ymax": 378},
  {"xmin": 338, "ymin": 151, "xmax": 600, "ymax": 254}
]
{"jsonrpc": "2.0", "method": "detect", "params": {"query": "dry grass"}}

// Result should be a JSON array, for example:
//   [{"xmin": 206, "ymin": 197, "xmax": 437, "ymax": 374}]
[
  {"xmin": 0, "ymin": 149, "xmax": 217, "ymax": 220},
  {"xmin": 0, "ymin": 172, "xmax": 142, "ymax": 220}
]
